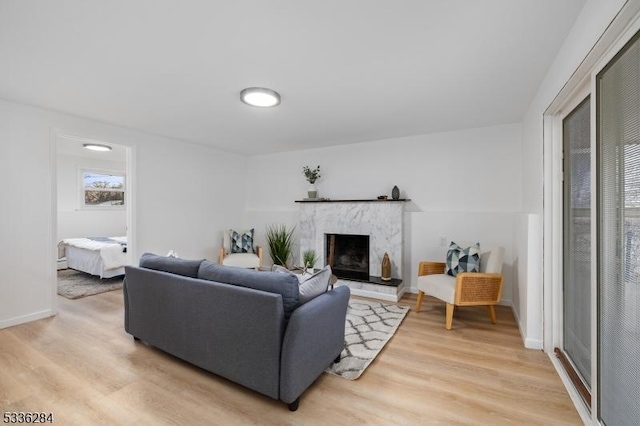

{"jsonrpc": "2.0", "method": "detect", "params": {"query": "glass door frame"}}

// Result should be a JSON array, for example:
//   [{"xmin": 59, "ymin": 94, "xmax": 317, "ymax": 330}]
[{"xmin": 543, "ymin": 4, "xmax": 640, "ymax": 423}]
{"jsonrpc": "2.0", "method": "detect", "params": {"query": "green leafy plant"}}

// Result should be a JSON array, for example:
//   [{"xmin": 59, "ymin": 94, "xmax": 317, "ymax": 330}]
[
  {"xmin": 302, "ymin": 249, "xmax": 318, "ymax": 269},
  {"xmin": 303, "ymin": 165, "xmax": 321, "ymax": 184},
  {"xmin": 265, "ymin": 224, "xmax": 296, "ymax": 268}
]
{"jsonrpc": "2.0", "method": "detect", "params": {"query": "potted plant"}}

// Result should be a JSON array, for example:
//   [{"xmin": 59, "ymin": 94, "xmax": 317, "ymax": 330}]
[
  {"xmin": 265, "ymin": 224, "xmax": 295, "ymax": 268},
  {"xmin": 303, "ymin": 165, "xmax": 321, "ymax": 199},
  {"xmin": 302, "ymin": 249, "xmax": 318, "ymax": 273}
]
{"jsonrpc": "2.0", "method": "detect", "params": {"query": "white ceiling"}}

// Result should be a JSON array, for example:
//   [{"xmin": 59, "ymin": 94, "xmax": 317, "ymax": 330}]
[
  {"xmin": 0, "ymin": 1, "xmax": 586, "ymax": 156},
  {"xmin": 57, "ymin": 134, "xmax": 127, "ymax": 163}
]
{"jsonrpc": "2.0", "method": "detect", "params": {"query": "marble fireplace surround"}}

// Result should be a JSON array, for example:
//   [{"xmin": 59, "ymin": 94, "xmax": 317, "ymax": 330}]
[{"xmin": 297, "ymin": 200, "xmax": 406, "ymax": 300}]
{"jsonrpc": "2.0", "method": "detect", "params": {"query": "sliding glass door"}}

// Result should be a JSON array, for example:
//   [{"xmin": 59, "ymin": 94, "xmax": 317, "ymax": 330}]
[
  {"xmin": 561, "ymin": 96, "xmax": 592, "ymax": 399},
  {"xmin": 597, "ymin": 30, "xmax": 640, "ymax": 426}
]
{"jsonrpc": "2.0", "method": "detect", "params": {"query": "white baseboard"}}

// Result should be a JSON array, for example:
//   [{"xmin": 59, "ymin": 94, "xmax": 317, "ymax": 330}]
[
  {"xmin": 524, "ymin": 337, "xmax": 543, "ymax": 350},
  {"xmin": 510, "ymin": 304, "xmax": 543, "ymax": 350},
  {"xmin": 0, "ymin": 309, "xmax": 55, "ymax": 330}
]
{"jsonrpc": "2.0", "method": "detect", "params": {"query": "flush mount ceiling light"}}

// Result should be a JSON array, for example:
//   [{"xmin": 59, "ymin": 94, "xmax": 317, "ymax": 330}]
[
  {"xmin": 83, "ymin": 143, "xmax": 112, "ymax": 152},
  {"xmin": 240, "ymin": 87, "xmax": 281, "ymax": 108}
]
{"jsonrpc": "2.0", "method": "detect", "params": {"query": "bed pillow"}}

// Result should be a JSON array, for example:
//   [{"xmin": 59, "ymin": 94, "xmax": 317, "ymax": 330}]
[
  {"xmin": 445, "ymin": 242, "xmax": 481, "ymax": 277},
  {"xmin": 230, "ymin": 228, "xmax": 255, "ymax": 254},
  {"xmin": 139, "ymin": 252, "xmax": 204, "ymax": 278},
  {"xmin": 272, "ymin": 264, "xmax": 332, "ymax": 304}
]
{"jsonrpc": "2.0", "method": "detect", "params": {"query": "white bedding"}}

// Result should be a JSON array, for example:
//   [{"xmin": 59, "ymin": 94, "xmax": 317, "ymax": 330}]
[{"xmin": 58, "ymin": 236, "xmax": 127, "ymax": 277}]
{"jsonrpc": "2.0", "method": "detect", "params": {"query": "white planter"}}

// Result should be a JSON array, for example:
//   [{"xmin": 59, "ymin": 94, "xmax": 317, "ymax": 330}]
[{"xmin": 307, "ymin": 183, "xmax": 318, "ymax": 199}]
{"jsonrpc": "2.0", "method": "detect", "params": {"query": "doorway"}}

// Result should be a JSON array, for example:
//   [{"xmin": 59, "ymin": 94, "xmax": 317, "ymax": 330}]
[{"xmin": 52, "ymin": 132, "xmax": 134, "ymax": 307}]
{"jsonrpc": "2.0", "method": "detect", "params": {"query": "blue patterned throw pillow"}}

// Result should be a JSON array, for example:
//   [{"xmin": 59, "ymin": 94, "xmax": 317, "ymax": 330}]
[
  {"xmin": 230, "ymin": 228, "xmax": 254, "ymax": 254},
  {"xmin": 445, "ymin": 242, "xmax": 481, "ymax": 277}
]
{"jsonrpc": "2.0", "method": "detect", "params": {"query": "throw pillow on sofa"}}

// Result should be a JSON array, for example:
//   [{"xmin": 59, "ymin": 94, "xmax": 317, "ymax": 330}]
[
  {"xmin": 445, "ymin": 242, "xmax": 481, "ymax": 277},
  {"xmin": 272, "ymin": 264, "xmax": 332, "ymax": 304}
]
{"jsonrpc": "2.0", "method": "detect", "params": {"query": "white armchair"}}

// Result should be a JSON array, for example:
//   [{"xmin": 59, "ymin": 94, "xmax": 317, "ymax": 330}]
[
  {"xmin": 218, "ymin": 229, "xmax": 263, "ymax": 269},
  {"xmin": 415, "ymin": 246, "xmax": 505, "ymax": 330}
]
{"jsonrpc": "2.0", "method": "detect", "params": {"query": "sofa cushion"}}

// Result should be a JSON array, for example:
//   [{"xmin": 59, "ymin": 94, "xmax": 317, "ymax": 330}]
[
  {"xmin": 222, "ymin": 252, "xmax": 261, "ymax": 268},
  {"xmin": 230, "ymin": 228, "xmax": 254, "ymax": 254},
  {"xmin": 445, "ymin": 242, "xmax": 481, "ymax": 277},
  {"xmin": 198, "ymin": 260, "xmax": 300, "ymax": 318},
  {"xmin": 139, "ymin": 252, "xmax": 204, "ymax": 278},
  {"xmin": 272, "ymin": 264, "xmax": 331, "ymax": 304}
]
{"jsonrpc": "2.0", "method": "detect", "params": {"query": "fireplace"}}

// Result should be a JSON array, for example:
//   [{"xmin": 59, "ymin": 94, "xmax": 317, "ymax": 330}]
[{"xmin": 326, "ymin": 233, "xmax": 370, "ymax": 281}]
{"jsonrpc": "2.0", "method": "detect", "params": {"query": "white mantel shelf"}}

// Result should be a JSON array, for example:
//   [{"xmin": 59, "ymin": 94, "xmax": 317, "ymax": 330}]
[{"xmin": 294, "ymin": 199, "xmax": 411, "ymax": 203}]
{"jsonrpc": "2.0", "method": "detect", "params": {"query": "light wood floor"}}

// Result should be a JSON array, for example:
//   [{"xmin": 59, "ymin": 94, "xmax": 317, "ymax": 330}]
[{"xmin": 0, "ymin": 290, "xmax": 581, "ymax": 425}]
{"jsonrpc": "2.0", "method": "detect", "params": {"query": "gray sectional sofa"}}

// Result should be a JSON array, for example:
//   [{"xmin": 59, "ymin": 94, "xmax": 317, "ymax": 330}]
[{"xmin": 123, "ymin": 253, "xmax": 350, "ymax": 411}]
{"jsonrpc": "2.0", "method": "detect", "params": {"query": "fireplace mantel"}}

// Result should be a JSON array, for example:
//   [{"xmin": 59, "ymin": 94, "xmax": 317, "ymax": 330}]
[
  {"xmin": 298, "ymin": 200, "xmax": 406, "ymax": 301},
  {"xmin": 295, "ymin": 199, "xmax": 410, "ymax": 203}
]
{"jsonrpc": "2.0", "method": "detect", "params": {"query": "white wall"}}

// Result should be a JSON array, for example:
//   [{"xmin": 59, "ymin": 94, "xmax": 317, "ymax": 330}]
[
  {"xmin": 0, "ymin": 98, "xmax": 245, "ymax": 329},
  {"xmin": 245, "ymin": 123, "xmax": 522, "ymax": 304},
  {"xmin": 518, "ymin": 0, "xmax": 627, "ymax": 348},
  {"xmin": 57, "ymin": 153, "xmax": 126, "ymax": 240}
]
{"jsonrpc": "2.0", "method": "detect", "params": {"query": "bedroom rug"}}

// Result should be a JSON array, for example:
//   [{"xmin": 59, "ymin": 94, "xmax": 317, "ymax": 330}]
[
  {"xmin": 325, "ymin": 299, "xmax": 410, "ymax": 380},
  {"xmin": 57, "ymin": 269, "xmax": 123, "ymax": 299}
]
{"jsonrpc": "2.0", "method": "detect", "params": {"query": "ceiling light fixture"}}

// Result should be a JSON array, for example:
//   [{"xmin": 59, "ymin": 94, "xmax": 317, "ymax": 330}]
[
  {"xmin": 240, "ymin": 87, "xmax": 281, "ymax": 108},
  {"xmin": 83, "ymin": 143, "xmax": 112, "ymax": 152}
]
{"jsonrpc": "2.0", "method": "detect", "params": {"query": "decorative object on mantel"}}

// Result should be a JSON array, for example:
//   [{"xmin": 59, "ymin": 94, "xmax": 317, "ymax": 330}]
[
  {"xmin": 265, "ymin": 224, "xmax": 295, "ymax": 268},
  {"xmin": 377, "ymin": 195, "xmax": 388, "ymax": 200},
  {"xmin": 381, "ymin": 252, "xmax": 392, "ymax": 281},
  {"xmin": 391, "ymin": 185, "xmax": 400, "ymax": 200},
  {"xmin": 303, "ymin": 165, "xmax": 321, "ymax": 199}
]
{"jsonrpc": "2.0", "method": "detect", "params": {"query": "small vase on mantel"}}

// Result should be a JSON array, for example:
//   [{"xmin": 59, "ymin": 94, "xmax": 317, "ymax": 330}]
[
  {"xmin": 307, "ymin": 183, "xmax": 318, "ymax": 199},
  {"xmin": 381, "ymin": 252, "xmax": 392, "ymax": 281},
  {"xmin": 392, "ymin": 185, "xmax": 400, "ymax": 200}
]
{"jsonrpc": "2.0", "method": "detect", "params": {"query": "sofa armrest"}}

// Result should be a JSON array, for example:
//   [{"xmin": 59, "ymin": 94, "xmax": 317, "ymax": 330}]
[{"xmin": 279, "ymin": 285, "xmax": 350, "ymax": 404}]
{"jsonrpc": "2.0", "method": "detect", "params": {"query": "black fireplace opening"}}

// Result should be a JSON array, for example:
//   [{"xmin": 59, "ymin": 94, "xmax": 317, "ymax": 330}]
[{"xmin": 326, "ymin": 233, "xmax": 370, "ymax": 281}]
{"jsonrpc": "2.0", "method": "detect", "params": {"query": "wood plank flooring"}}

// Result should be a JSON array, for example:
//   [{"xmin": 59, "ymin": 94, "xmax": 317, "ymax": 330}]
[{"xmin": 0, "ymin": 290, "xmax": 581, "ymax": 425}]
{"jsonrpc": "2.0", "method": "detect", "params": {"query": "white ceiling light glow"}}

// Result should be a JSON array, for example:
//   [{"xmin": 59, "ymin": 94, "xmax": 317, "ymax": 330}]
[
  {"xmin": 240, "ymin": 87, "xmax": 281, "ymax": 108},
  {"xmin": 83, "ymin": 143, "xmax": 112, "ymax": 152}
]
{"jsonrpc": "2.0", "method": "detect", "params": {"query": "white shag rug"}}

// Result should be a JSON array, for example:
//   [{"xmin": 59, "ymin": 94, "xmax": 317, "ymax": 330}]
[{"xmin": 325, "ymin": 298, "xmax": 410, "ymax": 380}]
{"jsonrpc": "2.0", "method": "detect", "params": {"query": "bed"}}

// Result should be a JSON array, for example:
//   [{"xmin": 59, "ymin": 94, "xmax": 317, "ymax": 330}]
[{"xmin": 58, "ymin": 236, "xmax": 127, "ymax": 278}]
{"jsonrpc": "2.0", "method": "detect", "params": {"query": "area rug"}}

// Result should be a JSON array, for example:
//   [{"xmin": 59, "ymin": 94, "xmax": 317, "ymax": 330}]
[
  {"xmin": 57, "ymin": 269, "xmax": 123, "ymax": 299},
  {"xmin": 325, "ymin": 299, "xmax": 410, "ymax": 380}
]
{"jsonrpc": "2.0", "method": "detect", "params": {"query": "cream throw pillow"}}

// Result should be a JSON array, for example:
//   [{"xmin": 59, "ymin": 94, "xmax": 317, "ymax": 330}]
[{"xmin": 272, "ymin": 264, "xmax": 332, "ymax": 303}]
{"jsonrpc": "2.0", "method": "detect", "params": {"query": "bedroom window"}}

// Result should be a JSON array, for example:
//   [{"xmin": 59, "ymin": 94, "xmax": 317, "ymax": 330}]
[{"xmin": 81, "ymin": 169, "xmax": 125, "ymax": 208}]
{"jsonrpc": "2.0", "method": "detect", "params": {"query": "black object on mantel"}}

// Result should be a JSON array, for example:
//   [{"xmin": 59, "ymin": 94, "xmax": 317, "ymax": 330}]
[
  {"xmin": 392, "ymin": 185, "xmax": 400, "ymax": 200},
  {"xmin": 294, "ymin": 198, "xmax": 411, "ymax": 203}
]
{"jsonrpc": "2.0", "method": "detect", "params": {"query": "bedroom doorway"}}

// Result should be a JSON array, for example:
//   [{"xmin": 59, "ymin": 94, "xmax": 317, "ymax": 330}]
[{"xmin": 53, "ymin": 133, "xmax": 134, "ymax": 301}]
